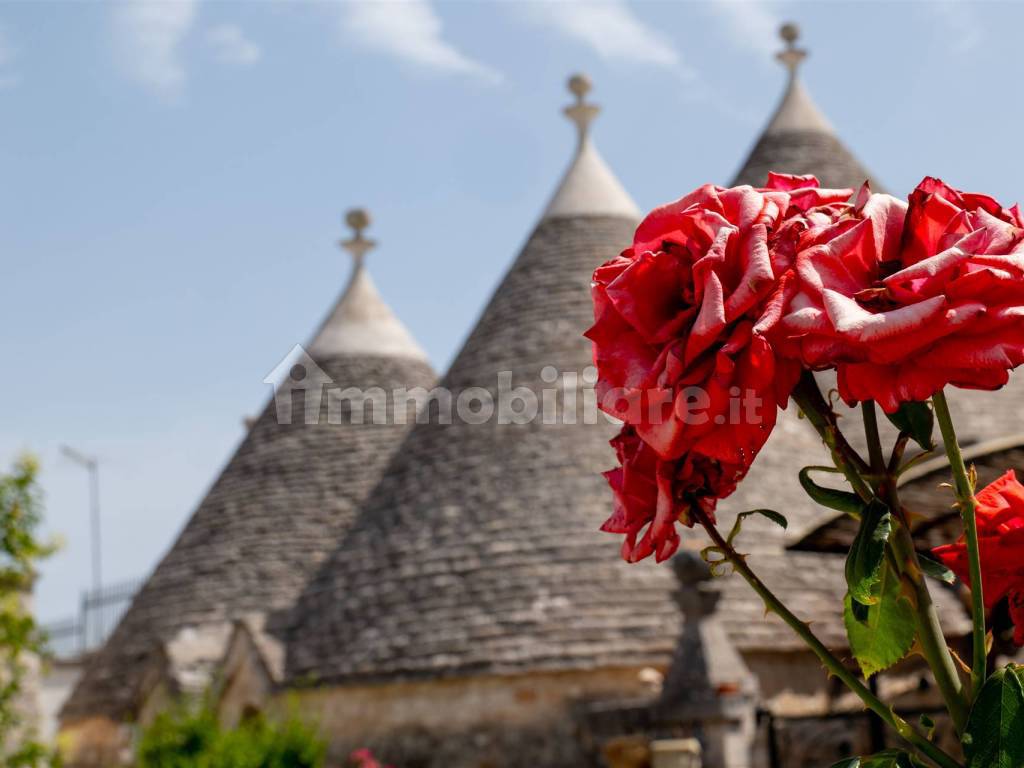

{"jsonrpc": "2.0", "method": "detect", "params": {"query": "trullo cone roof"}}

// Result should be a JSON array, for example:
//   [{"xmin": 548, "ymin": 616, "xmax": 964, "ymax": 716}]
[
  {"xmin": 61, "ymin": 212, "xmax": 436, "ymax": 723},
  {"xmin": 710, "ymin": 26, "xmax": 971, "ymax": 651},
  {"xmin": 282, "ymin": 76, "xmax": 679, "ymax": 685},
  {"xmin": 731, "ymin": 23, "xmax": 881, "ymax": 192}
]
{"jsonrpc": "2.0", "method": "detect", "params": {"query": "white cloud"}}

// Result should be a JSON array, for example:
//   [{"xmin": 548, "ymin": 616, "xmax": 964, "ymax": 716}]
[
  {"xmin": 207, "ymin": 24, "xmax": 261, "ymax": 66},
  {"xmin": 0, "ymin": 24, "xmax": 20, "ymax": 89},
  {"xmin": 517, "ymin": 0, "xmax": 691, "ymax": 78},
  {"xmin": 705, "ymin": 0, "xmax": 782, "ymax": 58},
  {"xmin": 113, "ymin": 0, "xmax": 199, "ymax": 99},
  {"xmin": 341, "ymin": 0, "xmax": 500, "ymax": 84}
]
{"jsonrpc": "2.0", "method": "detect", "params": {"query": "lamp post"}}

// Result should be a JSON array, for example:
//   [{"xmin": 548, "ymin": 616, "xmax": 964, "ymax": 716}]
[{"xmin": 60, "ymin": 445, "xmax": 102, "ymax": 596}]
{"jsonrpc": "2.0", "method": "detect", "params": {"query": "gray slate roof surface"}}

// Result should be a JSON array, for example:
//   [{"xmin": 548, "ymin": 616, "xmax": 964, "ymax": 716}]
[
  {"xmin": 61, "ymin": 351, "xmax": 435, "ymax": 722},
  {"xmin": 283, "ymin": 214, "xmax": 685, "ymax": 685},
  {"xmin": 731, "ymin": 68, "xmax": 883, "ymax": 194},
  {"xmin": 733, "ymin": 129, "xmax": 882, "ymax": 193}
]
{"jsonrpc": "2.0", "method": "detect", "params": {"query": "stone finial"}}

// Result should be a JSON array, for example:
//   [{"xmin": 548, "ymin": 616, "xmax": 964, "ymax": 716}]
[
  {"xmin": 670, "ymin": 551, "xmax": 721, "ymax": 618},
  {"xmin": 563, "ymin": 72, "xmax": 600, "ymax": 143},
  {"xmin": 339, "ymin": 207, "xmax": 376, "ymax": 265},
  {"xmin": 776, "ymin": 21, "xmax": 807, "ymax": 75}
]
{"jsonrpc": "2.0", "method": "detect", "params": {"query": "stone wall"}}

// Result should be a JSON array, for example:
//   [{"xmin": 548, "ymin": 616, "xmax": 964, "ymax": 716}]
[{"xmin": 276, "ymin": 667, "xmax": 662, "ymax": 768}]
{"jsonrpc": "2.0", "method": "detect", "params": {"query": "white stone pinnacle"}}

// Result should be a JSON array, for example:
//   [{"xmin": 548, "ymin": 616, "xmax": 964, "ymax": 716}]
[{"xmin": 541, "ymin": 73, "xmax": 640, "ymax": 222}]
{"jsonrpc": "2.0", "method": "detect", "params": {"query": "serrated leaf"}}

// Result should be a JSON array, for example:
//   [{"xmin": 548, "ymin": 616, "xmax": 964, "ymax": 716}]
[
  {"xmin": 846, "ymin": 499, "xmax": 892, "ymax": 605},
  {"xmin": 799, "ymin": 465, "xmax": 864, "ymax": 515},
  {"xmin": 885, "ymin": 401, "xmax": 934, "ymax": 450},
  {"xmin": 963, "ymin": 664, "xmax": 1024, "ymax": 768},
  {"xmin": 918, "ymin": 553, "xmax": 957, "ymax": 585},
  {"xmin": 830, "ymin": 750, "xmax": 916, "ymax": 768},
  {"xmin": 726, "ymin": 508, "xmax": 788, "ymax": 546},
  {"xmin": 844, "ymin": 561, "xmax": 916, "ymax": 677}
]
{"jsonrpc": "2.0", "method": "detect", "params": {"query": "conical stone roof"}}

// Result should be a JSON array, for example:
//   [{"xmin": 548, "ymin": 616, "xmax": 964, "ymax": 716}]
[
  {"xmin": 710, "ymin": 27, "xmax": 975, "ymax": 651},
  {"xmin": 732, "ymin": 23, "xmax": 881, "ymax": 192},
  {"xmin": 61, "ymin": 212, "xmax": 436, "ymax": 723},
  {"xmin": 283, "ymin": 76, "xmax": 678, "ymax": 686}
]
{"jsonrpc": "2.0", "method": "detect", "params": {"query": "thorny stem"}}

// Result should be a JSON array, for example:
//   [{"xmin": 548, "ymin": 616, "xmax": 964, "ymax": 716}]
[
  {"xmin": 862, "ymin": 401, "xmax": 968, "ymax": 731},
  {"xmin": 933, "ymin": 389, "xmax": 988, "ymax": 698},
  {"xmin": 861, "ymin": 402, "xmax": 886, "ymax": 474},
  {"xmin": 795, "ymin": 380, "xmax": 968, "ymax": 732},
  {"xmin": 694, "ymin": 507, "xmax": 963, "ymax": 768},
  {"xmin": 792, "ymin": 373, "xmax": 872, "ymax": 501}
]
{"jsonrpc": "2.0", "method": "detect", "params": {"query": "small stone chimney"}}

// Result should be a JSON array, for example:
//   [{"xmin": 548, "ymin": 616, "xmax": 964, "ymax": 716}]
[{"xmin": 655, "ymin": 551, "xmax": 759, "ymax": 768}]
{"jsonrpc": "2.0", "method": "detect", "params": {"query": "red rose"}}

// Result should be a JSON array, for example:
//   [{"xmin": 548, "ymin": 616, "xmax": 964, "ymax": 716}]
[
  {"xmin": 782, "ymin": 178, "xmax": 1024, "ymax": 412},
  {"xmin": 589, "ymin": 175, "xmax": 850, "ymax": 562},
  {"xmin": 933, "ymin": 470, "xmax": 1024, "ymax": 645},
  {"xmin": 586, "ymin": 175, "xmax": 848, "ymax": 464},
  {"xmin": 600, "ymin": 427, "xmax": 747, "ymax": 563}
]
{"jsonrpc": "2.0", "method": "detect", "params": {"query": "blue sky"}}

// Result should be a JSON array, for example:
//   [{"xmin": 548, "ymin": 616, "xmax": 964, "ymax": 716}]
[{"xmin": 2, "ymin": 0, "xmax": 1021, "ymax": 622}]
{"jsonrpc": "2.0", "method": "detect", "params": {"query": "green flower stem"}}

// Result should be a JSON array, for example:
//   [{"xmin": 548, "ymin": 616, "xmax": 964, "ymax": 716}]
[
  {"xmin": 933, "ymin": 389, "xmax": 988, "ymax": 697},
  {"xmin": 794, "ymin": 380, "xmax": 968, "ymax": 732},
  {"xmin": 693, "ymin": 507, "xmax": 963, "ymax": 768},
  {"xmin": 889, "ymin": 487, "xmax": 969, "ymax": 733},
  {"xmin": 792, "ymin": 374, "xmax": 873, "ymax": 501},
  {"xmin": 861, "ymin": 401, "xmax": 886, "ymax": 473},
  {"xmin": 861, "ymin": 400, "xmax": 968, "ymax": 732}
]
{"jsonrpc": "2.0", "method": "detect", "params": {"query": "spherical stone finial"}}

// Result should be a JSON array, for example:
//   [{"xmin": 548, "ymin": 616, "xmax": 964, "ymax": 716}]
[
  {"xmin": 568, "ymin": 73, "xmax": 592, "ymax": 103},
  {"xmin": 340, "ymin": 207, "xmax": 376, "ymax": 263},
  {"xmin": 345, "ymin": 207, "xmax": 371, "ymax": 235},
  {"xmin": 776, "ymin": 21, "xmax": 807, "ymax": 74},
  {"xmin": 564, "ymin": 72, "xmax": 600, "ymax": 142},
  {"xmin": 780, "ymin": 22, "xmax": 800, "ymax": 47}
]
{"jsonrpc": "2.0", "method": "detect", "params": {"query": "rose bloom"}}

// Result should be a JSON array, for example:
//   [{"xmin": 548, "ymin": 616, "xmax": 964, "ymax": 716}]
[
  {"xmin": 600, "ymin": 427, "xmax": 747, "ymax": 562},
  {"xmin": 587, "ymin": 174, "xmax": 850, "ymax": 461},
  {"xmin": 933, "ymin": 470, "xmax": 1024, "ymax": 645},
  {"xmin": 588, "ymin": 175, "xmax": 851, "ymax": 561},
  {"xmin": 782, "ymin": 177, "xmax": 1024, "ymax": 412}
]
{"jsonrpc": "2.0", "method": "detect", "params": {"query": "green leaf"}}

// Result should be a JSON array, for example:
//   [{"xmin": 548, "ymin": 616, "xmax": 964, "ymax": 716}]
[
  {"xmin": 962, "ymin": 664, "xmax": 1024, "ymax": 768},
  {"xmin": 829, "ymin": 750, "xmax": 916, "ymax": 768},
  {"xmin": 726, "ymin": 509, "xmax": 788, "ymax": 546},
  {"xmin": 843, "ymin": 560, "xmax": 916, "ymax": 677},
  {"xmin": 845, "ymin": 499, "xmax": 892, "ymax": 606},
  {"xmin": 885, "ymin": 401, "xmax": 935, "ymax": 450},
  {"xmin": 799, "ymin": 465, "xmax": 864, "ymax": 515},
  {"xmin": 918, "ymin": 553, "xmax": 957, "ymax": 585}
]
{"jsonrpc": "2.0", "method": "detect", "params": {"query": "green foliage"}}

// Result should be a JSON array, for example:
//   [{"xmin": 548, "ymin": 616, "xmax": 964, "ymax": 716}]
[
  {"xmin": 829, "ymin": 749, "xmax": 918, "ymax": 768},
  {"xmin": 137, "ymin": 703, "xmax": 219, "ymax": 768},
  {"xmin": 0, "ymin": 456, "xmax": 57, "ymax": 767},
  {"xmin": 884, "ymin": 401, "xmax": 935, "ymax": 451},
  {"xmin": 798, "ymin": 465, "xmax": 863, "ymax": 515},
  {"xmin": 703, "ymin": 509, "xmax": 788, "ymax": 576},
  {"xmin": 137, "ymin": 701, "xmax": 326, "ymax": 768},
  {"xmin": 843, "ymin": 560, "xmax": 916, "ymax": 678},
  {"xmin": 725, "ymin": 509, "xmax": 787, "ymax": 546},
  {"xmin": 917, "ymin": 553, "xmax": 956, "ymax": 585},
  {"xmin": 845, "ymin": 499, "xmax": 892, "ymax": 607},
  {"xmin": 962, "ymin": 664, "xmax": 1024, "ymax": 768}
]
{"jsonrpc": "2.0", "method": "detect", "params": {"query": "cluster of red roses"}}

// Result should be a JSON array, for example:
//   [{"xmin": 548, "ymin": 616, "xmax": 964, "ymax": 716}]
[{"xmin": 588, "ymin": 173, "xmax": 1024, "ymax": 564}]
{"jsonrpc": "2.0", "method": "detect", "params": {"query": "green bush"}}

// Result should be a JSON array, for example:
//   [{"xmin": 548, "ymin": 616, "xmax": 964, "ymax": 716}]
[
  {"xmin": 0, "ymin": 456, "xmax": 58, "ymax": 768},
  {"xmin": 137, "ymin": 702, "xmax": 325, "ymax": 768}
]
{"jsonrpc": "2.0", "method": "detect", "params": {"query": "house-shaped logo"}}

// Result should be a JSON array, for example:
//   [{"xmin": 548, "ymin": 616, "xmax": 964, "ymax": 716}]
[{"xmin": 263, "ymin": 345, "xmax": 335, "ymax": 425}]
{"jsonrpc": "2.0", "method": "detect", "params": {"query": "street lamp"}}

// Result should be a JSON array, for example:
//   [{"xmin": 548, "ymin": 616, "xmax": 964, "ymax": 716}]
[{"xmin": 60, "ymin": 445, "xmax": 102, "ymax": 596}]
